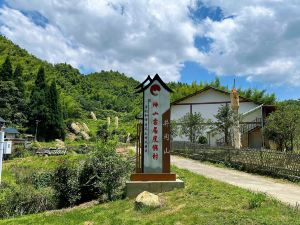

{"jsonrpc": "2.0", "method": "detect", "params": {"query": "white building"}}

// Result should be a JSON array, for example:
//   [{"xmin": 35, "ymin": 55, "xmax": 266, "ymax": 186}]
[{"xmin": 171, "ymin": 86, "xmax": 275, "ymax": 149}]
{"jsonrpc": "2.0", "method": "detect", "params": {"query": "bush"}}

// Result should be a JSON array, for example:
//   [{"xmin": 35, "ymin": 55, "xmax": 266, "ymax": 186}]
[
  {"xmin": 97, "ymin": 124, "xmax": 110, "ymax": 142},
  {"xmin": 0, "ymin": 186, "xmax": 55, "ymax": 218},
  {"xmin": 78, "ymin": 143, "xmax": 131, "ymax": 203},
  {"xmin": 31, "ymin": 171, "xmax": 54, "ymax": 189},
  {"xmin": 14, "ymin": 167, "xmax": 53, "ymax": 189},
  {"xmin": 248, "ymin": 193, "xmax": 266, "ymax": 209},
  {"xmin": 198, "ymin": 136, "xmax": 208, "ymax": 144},
  {"xmin": 52, "ymin": 161, "xmax": 80, "ymax": 208},
  {"xmin": 8, "ymin": 146, "xmax": 34, "ymax": 159}
]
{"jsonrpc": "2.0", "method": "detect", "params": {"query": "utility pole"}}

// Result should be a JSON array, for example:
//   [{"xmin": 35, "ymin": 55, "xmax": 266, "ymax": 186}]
[{"xmin": 35, "ymin": 120, "xmax": 40, "ymax": 142}]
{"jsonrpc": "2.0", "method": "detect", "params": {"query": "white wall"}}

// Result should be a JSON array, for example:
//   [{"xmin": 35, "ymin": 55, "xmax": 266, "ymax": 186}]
[
  {"xmin": 170, "ymin": 88, "xmax": 260, "ymax": 144},
  {"xmin": 239, "ymin": 102, "xmax": 260, "ymax": 115},
  {"xmin": 171, "ymin": 104, "xmax": 190, "ymax": 121},
  {"xmin": 208, "ymin": 131, "xmax": 223, "ymax": 146},
  {"xmin": 242, "ymin": 107, "xmax": 262, "ymax": 122}
]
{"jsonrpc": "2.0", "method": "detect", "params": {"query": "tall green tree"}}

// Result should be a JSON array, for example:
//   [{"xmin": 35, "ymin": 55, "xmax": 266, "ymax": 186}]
[
  {"xmin": 13, "ymin": 64, "xmax": 22, "ymax": 79},
  {"xmin": 213, "ymin": 77, "xmax": 221, "ymax": 87},
  {"xmin": 213, "ymin": 104, "xmax": 234, "ymax": 146},
  {"xmin": 13, "ymin": 65, "xmax": 25, "ymax": 97},
  {"xmin": 0, "ymin": 81, "xmax": 27, "ymax": 128},
  {"xmin": 0, "ymin": 56, "xmax": 13, "ymax": 81},
  {"xmin": 178, "ymin": 112, "xmax": 206, "ymax": 143},
  {"xmin": 264, "ymin": 104, "xmax": 300, "ymax": 151},
  {"xmin": 46, "ymin": 81, "xmax": 65, "ymax": 140},
  {"xmin": 28, "ymin": 67, "xmax": 49, "ymax": 141}
]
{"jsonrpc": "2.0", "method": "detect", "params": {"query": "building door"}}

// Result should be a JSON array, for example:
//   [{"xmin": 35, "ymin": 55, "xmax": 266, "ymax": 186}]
[{"xmin": 248, "ymin": 128, "xmax": 262, "ymax": 149}]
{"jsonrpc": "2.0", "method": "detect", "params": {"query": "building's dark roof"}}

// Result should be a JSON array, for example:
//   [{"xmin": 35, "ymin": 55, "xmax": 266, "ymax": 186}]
[
  {"xmin": 4, "ymin": 127, "xmax": 19, "ymax": 134},
  {"xmin": 171, "ymin": 86, "xmax": 253, "ymax": 105},
  {"xmin": 0, "ymin": 117, "xmax": 6, "ymax": 123}
]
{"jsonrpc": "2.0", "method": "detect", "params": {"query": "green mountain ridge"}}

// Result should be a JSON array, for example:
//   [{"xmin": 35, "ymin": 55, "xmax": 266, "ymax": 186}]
[
  {"xmin": 0, "ymin": 35, "xmax": 141, "ymax": 122},
  {"xmin": 0, "ymin": 35, "xmax": 276, "ymax": 138}
]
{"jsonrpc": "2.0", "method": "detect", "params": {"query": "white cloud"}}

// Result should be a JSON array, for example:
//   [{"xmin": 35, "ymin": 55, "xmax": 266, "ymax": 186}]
[
  {"xmin": 1, "ymin": 0, "xmax": 201, "ymax": 81},
  {"xmin": 1, "ymin": 0, "xmax": 300, "ymax": 86},
  {"xmin": 199, "ymin": 0, "xmax": 300, "ymax": 86}
]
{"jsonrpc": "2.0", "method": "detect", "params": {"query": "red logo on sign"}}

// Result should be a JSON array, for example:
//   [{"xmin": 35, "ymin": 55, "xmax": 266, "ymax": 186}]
[{"xmin": 150, "ymin": 84, "xmax": 161, "ymax": 96}]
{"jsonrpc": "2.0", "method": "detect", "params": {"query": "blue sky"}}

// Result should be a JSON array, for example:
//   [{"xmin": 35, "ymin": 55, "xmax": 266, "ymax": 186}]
[
  {"xmin": 1, "ymin": 1, "xmax": 300, "ymax": 100},
  {"xmin": 179, "ymin": 3, "xmax": 298, "ymax": 100},
  {"xmin": 180, "ymin": 61, "xmax": 299, "ymax": 100}
]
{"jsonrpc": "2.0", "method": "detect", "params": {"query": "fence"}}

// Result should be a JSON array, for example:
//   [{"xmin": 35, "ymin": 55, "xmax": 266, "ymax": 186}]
[{"xmin": 171, "ymin": 141, "xmax": 300, "ymax": 181}]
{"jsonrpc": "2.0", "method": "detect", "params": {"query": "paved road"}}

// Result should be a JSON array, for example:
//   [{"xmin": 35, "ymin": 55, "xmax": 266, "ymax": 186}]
[{"xmin": 172, "ymin": 155, "xmax": 300, "ymax": 207}]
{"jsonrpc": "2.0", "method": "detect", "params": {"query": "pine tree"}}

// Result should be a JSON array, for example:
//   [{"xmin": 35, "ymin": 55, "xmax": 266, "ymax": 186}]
[
  {"xmin": 14, "ymin": 65, "xmax": 25, "ymax": 97},
  {"xmin": 213, "ymin": 77, "xmax": 220, "ymax": 87},
  {"xmin": 0, "ymin": 56, "xmax": 13, "ymax": 81},
  {"xmin": 13, "ymin": 64, "xmax": 22, "ymax": 79},
  {"xmin": 28, "ymin": 67, "xmax": 49, "ymax": 141},
  {"xmin": 0, "ymin": 81, "xmax": 27, "ymax": 127},
  {"xmin": 46, "ymin": 81, "xmax": 65, "ymax": 140},
  {"xmin": 35, "ymin": 67, "xmax": 47, "ymax": 88}
]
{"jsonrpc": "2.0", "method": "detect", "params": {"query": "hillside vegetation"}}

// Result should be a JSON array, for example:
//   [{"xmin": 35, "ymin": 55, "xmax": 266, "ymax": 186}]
[{"xmin": 0, "ymin": 35, "xmax": 277, "ymax": 140}]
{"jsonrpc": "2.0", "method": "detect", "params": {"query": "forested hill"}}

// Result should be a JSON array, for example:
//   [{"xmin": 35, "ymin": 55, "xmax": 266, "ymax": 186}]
[
  {"xmin": 0, "ymin": 34, "xmax": 276, "ymax": 127},
  {"xmin": 0, "ymin": 35, "xmax": 141, "ymax": 122}
]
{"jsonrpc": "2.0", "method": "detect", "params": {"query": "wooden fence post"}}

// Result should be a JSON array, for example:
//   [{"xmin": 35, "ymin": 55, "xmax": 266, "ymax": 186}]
[{"xmin": 260, "ymin": 150, "xmax": 263, "ymax": 168}]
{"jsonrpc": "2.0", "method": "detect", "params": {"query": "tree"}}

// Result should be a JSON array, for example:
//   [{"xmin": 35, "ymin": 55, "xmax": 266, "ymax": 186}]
[
  {"xmin": 0, "ymin": 81, "xmax": 27, "ymax": 127},
  {"xmin": 15, "ymin": 76, "xmax": 26, "ymax": 98},
  {"xmin": 28, "ymin": 67, "xmax": 49, "ymax": 141},
  {"xmin": 97, "ymin": 124, "xmax": 110, "ymax": 142},
  {"xmin": 13, "ymin": 65, "xmax": 25, "ymax": 97},
  {"xmin": 213, "ymin": 77, "xmax": 220, "ymax": 87},
  {"xmin": 13, "ymin": 64, "xmax": 22, "ymax": 79},
  {"xmin": 0, "ymin": 56, "xmax": 13, "ymax": 81},
  {"xmin": 213, "ymin": 104, "xmax": 234, "ymax": 146},
  {"xmin": 170, "ymin": 120, "xmax": 179, "ymax": 140},
  {"xmin": 46, "ymin": 81, "xmax": 65, "ymax": 140},
  {"xmin": 179, "ymin": 112, "xmax": 206, "ymax": 143},
  {"xmin": 264, "ymin": 104, "xmax": 300, "ymax": 151}
]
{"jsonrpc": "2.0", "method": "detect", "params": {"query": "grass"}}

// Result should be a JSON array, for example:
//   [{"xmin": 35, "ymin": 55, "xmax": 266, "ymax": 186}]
[
  {"xmin": 2, "ymin": 152, "xmax": 87, "ymax": 185},
  {"xmin": 1, "ymin": 165, "xmax": 299, "ymax": 224}
]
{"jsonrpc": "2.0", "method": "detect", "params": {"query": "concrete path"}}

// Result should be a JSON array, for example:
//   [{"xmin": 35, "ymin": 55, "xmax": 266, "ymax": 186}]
[{"xmin": 172, "ymin": 155, "xmax": 300, "ymax": 207}]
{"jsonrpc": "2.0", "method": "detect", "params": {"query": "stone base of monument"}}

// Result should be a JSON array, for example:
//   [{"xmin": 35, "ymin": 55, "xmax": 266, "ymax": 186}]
[{"xmin": 126, "ymin": 179, "xmax": 184, "ymax": 198}]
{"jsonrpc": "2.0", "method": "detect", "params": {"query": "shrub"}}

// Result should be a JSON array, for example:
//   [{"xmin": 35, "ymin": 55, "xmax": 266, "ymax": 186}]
[
  {"xmin": 198, "ymin": 136, "xmax": 208, "ymax": 144},
  {"xmin": 31, "ymin": 171, "xmax": 54, "ymax": 188},
  {"xmin": 0, "ymin": 186, "xmax": 55, "ymax": 218},
  {"xmin": 248, "ymin": 193, "xmax": 266, "ymax": 209},
  {"xmin": 14, "ymin": 167, "xmax": 53, "ymax": 188},
  {"xmin": 78, "ymin": 143, "xmax": 132, "ymax": 203},
  {"xmin": 52, "ymin": 161, "xmax": 80, "ymax": 208},
  {"xmin": 9, "ymin": 146, "xmax": 34, "ymax": 159},
  {"xmin": 97, "ymin": 124, "xmax": 110, "ymax": 142}
]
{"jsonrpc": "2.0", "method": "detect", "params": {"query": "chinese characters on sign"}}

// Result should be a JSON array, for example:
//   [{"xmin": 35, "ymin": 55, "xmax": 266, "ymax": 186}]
[
  {"xmin": 144, "ymin": 99, "xmax": 149, "ymax": 153},
  {"xmin": 152, "ymin": 100, "xmax": 159, "ymax": 161},
  {"xmin": 141, "ymin": 75, "xmax": 172, "ymax": 173},
  {"xmin": 134, "ymin": 74, "xmax": 172, "ymax": 174}
]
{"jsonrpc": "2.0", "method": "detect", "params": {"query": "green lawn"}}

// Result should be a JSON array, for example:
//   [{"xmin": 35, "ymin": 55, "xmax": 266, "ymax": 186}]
[{"xmin": 1, "ymin": 166, "xmax": 299, "ymax": 225}]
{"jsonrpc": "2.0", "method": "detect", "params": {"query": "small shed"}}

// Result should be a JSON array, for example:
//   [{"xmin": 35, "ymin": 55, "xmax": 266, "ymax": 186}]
[{"xmin": 4, "ymin": 127, "xmax": 20, "ymax": 139}]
